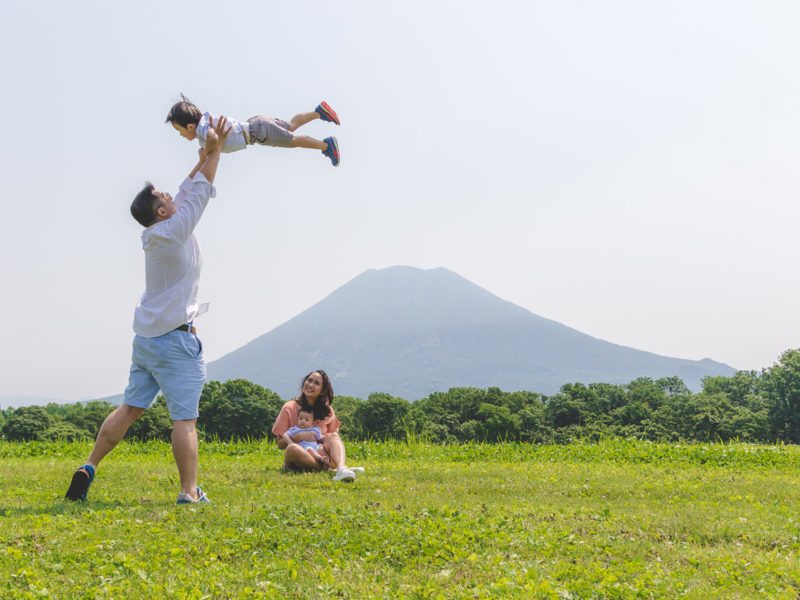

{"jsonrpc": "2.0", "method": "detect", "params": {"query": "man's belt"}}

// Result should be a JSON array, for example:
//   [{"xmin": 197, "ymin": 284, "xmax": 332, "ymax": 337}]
[{"xmin": 174, "ymin": 324, "xmax": 197, "ymax": 334}]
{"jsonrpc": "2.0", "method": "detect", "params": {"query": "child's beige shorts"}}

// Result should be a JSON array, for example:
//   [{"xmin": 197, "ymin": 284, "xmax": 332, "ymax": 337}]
[{"xmin": 246, "ymin": 115, "xmax": 295, "ymax": 148}]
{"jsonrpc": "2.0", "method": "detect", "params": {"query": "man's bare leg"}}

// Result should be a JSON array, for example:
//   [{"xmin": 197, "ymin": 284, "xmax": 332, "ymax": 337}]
[
  {"xmin": 87, "ymin": 404, "xmax": 145, "ymax": 467},
  {"xmin": 172, "ymin": 419, "xmax": 199, "ymax": 498},
  {"xmin": 66, "ymin": 404, "xmax": 144, "ymax": 500}
]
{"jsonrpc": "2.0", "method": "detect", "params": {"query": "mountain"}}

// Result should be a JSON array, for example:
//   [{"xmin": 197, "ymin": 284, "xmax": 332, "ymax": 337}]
[
  {"xmin": 0, "ymin": 394, "xmax": 124, "ymax": 410},
  {"xmin": 207, "ymin": 266, "xmax": 737, "ymax": 399},
  {"xmin": 0, "ymin": 395, "xmax": 69, "ymax": 409}
]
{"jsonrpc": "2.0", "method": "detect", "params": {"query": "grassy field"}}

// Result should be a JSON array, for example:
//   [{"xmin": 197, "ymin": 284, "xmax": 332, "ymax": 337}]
[{"xmin": 1, "ymin": 439, "xmax": 799, "ymax": 598}]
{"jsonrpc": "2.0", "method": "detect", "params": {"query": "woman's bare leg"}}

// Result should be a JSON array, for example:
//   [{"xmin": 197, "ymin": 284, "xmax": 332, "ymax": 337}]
[
  {"xmin": 307, "ymin": 448, "xmax": 326, "ymax": 463},
  {"xmin": 283, "ymin": 443, "xmax": 322, "ymax": 470},
  {"xmin": 323, "ymin": 433, "xmax": 347, "ymax": 470}
]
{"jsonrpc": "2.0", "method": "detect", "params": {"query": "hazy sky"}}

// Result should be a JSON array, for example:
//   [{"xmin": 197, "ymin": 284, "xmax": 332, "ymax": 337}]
[{"xmin": 1, "ymin": 1, "xmax": 798, "ymax": 401}]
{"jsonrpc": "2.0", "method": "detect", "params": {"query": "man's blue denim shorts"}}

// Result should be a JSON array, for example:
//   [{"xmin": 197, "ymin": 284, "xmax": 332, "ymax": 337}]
[{"xmin": 122, "ymin": 329, "xmax": 206, "ymax": 420}]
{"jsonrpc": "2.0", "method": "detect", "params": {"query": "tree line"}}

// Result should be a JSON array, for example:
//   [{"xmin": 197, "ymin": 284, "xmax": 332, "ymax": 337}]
[{"xmin": 3, "ymin": 349, "xmax": 800, "ymax": 444}]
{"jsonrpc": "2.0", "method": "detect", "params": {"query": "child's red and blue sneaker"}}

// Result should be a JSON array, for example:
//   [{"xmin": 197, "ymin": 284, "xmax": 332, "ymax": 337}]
[
  {"xmin": 322, "ymin": 136, "xmax": 340, "ymax": 167},
  {"xmin": 316, "ymin": 101, "xmax": 340, "ymax": 125}
]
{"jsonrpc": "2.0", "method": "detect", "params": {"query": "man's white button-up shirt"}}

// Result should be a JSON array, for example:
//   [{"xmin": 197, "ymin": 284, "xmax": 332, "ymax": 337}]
[{"xmin": 132, "ymin": 173, "xmax": 216, "ymax": 337}]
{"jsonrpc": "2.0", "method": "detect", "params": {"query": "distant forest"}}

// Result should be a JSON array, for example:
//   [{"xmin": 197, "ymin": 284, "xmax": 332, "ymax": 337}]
[{"xmin": 3, "ymin": 349, "xmax": 800, "ymax": 445}]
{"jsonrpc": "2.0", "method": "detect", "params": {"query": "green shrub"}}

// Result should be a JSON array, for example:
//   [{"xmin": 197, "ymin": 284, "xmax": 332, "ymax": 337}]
[
  {"xmin": 353, "ymin": 392, "xmax": 410, "ymax": 439},
  {"xmin": 127, "ymin": 397, "xmax": 172, "ymax": 441},
  {"xmin": 39, "ymin": 421, "xmax": 91, "ymax": 441},
  {"xmin": 2, "ymin": 406, "xmax": 52, "ymax": 441},
  {"xmin": 199, "ymin": 379, "xmax": 283, "ymax": 440}
]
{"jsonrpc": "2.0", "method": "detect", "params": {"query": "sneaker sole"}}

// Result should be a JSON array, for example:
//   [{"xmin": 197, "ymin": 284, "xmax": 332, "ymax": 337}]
[
  {"xmin": 65, "ymin": 469, "xmax": 91, "ymax": 501},
  {"xmin": 319, "ymin": 102, "xmax": 340, "ymax": 125}
]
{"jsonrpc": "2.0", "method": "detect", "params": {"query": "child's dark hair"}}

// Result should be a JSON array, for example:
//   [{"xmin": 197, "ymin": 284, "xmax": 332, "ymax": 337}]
[
  {"xmin": 130, "ymin": 182, "xmax": 160, "ymax": 227},
  {"xmin": 298, "ymin": 407, "xmax": 315, "ymax": 418},
  {"xmin": 165, "ymin": 93, "xmax": 202, "ymax": 128}
]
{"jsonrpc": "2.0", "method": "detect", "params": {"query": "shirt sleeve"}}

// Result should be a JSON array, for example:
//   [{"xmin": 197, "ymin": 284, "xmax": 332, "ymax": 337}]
[
  {"xmin": 161, "ymin": 173, "xmax": 216, "ymax": 241},
  {"xmin": 272, "ymin": 402, "xmax": 296, "ymax": 437},
  {"xmin": 176, "ymin": 176, "xmax": 193, "ymax": 197}
]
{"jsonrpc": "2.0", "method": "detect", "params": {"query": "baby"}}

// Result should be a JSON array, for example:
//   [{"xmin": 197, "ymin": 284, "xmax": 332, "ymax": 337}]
[
  {"xmin": 284, "ymin": 407, "xmax": 326, "ymax": 463},
  {"xmin": 166, "ymin": 95, "xmax": 340, "ymax": 166}
]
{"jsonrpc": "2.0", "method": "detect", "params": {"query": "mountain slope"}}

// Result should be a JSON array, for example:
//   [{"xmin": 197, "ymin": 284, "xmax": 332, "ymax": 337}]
[{"xmin": 207, "ymin": 266, "xmax": 736, "ymax": 398}]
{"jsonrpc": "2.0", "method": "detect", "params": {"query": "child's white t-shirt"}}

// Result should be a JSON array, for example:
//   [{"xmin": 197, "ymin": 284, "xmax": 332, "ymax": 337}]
[{"xmin": 196, "ymin": 112, "xmax": 248, "ymax": 153}]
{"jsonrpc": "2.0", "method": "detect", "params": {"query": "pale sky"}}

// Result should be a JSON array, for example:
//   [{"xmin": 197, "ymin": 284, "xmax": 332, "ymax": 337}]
[{"xmin": 1, "ymin": 1, "xmax": 798, "ymax": 401}]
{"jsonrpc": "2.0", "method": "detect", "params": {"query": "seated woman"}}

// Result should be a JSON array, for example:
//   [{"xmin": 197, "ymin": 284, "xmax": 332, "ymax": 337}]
[{"xmin": 272, "ymin": 369, "xmax": 363, "ymax": 482}]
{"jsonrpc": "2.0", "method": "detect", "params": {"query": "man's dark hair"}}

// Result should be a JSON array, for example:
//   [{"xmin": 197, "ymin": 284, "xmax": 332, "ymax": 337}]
[
  {"xmin": 130, "ymin": 182, "xmax": 160, "ymax": 227},
  {"xmin": 165, "ymin": 93, "xmax": 202, "ymax": 128}
]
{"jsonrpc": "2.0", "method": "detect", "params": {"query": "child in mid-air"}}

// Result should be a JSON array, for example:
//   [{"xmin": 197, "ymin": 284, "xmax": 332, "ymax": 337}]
[
  {"xmin": 283, "ymin": 408, "xmax": 327, "ymax": 464},
  {"xmin": 166, "ymin": 95, "xmax": 341, "ymax": 166}
]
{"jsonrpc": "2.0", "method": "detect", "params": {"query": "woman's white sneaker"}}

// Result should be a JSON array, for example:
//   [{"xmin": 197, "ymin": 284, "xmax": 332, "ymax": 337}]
[{"xmin": 332, "ymin": 467, "xmax": 356, "ymax": 482}]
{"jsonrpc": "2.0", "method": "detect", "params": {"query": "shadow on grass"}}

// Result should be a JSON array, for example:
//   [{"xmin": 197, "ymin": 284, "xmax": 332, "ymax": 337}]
[
  {"xmin": 279, "ymin": 466, "xmax": 331, "ymax": 476},
  {"xmin": 0, "ymin": 498, "xmax": 166, "ymax": 517}
]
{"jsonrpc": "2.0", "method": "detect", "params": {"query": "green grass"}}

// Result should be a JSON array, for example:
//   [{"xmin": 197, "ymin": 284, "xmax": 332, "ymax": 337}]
[{"xmin": 2, "ymin": 439, "xmax": 799, "ymax": 598}]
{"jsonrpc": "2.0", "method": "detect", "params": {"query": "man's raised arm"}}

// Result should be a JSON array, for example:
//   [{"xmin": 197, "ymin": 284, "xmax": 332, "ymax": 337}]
[
  {"xmin": 165, "ymin": 116, "xmax": 232, "ymax": 241},
  {"xmin": 188, "ymin": 148, "xmax": 207, "ymax": 180}
]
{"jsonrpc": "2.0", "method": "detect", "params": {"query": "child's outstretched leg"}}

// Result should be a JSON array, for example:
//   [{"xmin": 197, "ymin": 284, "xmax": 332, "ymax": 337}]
[
  {"xmin": 247, "ymin": 114, "xmax": 340, "ymax": 166},
  {"xmin": 289, "ymin": 135, "xmax": 340, "ymax": 167},
  {"xmin": 290, "ymin": 136, "xmax": 328, "ymax": 150},
  {"xmin": 287, "ymin": 101, "xmax": 340, "ymax": 131}
]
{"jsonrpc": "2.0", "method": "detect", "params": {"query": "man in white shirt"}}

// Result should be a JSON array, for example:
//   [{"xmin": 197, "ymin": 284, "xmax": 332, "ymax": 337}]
[{"xmin": 65, "ymin": 117, "xmax": 231, "ymax": 505}]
